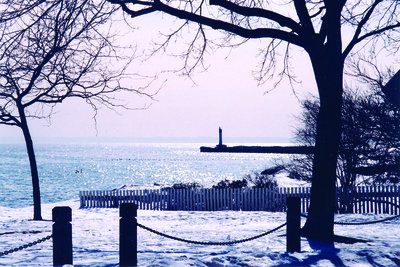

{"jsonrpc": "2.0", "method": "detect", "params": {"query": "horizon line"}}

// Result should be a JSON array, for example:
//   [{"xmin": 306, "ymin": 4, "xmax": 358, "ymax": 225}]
[{"xmin": 0, "ymin": 136, "xmax": 295, "ymax": 144}]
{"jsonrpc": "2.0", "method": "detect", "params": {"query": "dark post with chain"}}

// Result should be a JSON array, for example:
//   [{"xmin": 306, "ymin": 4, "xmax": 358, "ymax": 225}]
[
  {"xmin": 286, "ymin": 196, "xmax": 301, "ymax": 252},
  {"xmin": 52, "ymin": 206, "xmax": 72, "ymax": 266},
  {"xmin": 120, "ymin": 203, "xmax": 137, "ymax": 266}
]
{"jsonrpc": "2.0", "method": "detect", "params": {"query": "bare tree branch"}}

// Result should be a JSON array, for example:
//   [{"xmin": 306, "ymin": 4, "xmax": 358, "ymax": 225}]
[
  {"xmin": 294, "ymin": 0, "xmax": 315, "ymax": 35},
  {"xmin": 209, "ymin": 0, "xmax": 302, "ymax": 34},
  {"xmin": 109, "ymin": 0, "xmax": 305, "ymax": 47}
]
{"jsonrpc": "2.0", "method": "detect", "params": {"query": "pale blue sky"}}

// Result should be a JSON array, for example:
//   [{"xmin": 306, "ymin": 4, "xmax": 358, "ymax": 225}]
[{"xmin": 0, "ymin": 12, "xmax": 318, "ymax": 142}]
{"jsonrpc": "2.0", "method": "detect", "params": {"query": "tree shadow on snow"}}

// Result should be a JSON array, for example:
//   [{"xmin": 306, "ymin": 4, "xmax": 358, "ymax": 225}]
[
  {"xmin": 356, "ymin": 250, "xmax": 400, "ymax": 267},
  {"xmin": 271, "ymin": 235, "xmax": 370, "ymax": 267}
]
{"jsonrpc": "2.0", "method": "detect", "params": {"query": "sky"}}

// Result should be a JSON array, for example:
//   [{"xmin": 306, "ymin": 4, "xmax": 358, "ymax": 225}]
[{"xmin": 0, "ymin": 10, "xmax": 318, "ymax": 143}]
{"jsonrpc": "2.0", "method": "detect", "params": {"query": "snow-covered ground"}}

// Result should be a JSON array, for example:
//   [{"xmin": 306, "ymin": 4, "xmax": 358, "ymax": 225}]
[{"xmin": 1, "ymin": 199, "xmax": 400, "ymax": 266}]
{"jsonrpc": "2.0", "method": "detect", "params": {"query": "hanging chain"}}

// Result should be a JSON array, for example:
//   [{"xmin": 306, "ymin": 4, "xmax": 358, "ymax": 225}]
[
  {"xmin": 334, "ymin": 214, "xmax": 400, "ymax": 225},
  {"xmin": 137, "ymin": 222, "xmax": 286, "ymax": 246},
  {"xmin": 301, "ymin": 213, "xmax": 400, "ymax": 225},
  {"xmin": 0, "ymin": 234, "xmax": 52, "ymax": 257}
]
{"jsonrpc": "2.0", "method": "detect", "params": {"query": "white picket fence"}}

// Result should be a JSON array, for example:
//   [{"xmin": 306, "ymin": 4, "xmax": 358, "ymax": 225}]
[
  {"xmin": 336, "ymin": 186, "xmax": 400, "ymax": 214},
  {"xmin": 79, "ymin": 185, "xmax": 400, "ymax": 214}
]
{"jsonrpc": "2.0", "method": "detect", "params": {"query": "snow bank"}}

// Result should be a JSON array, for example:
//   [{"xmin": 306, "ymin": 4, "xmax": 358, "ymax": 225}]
[{"xmin": 1, "ymin": 200, "xmax": 399, "ymax": 266}]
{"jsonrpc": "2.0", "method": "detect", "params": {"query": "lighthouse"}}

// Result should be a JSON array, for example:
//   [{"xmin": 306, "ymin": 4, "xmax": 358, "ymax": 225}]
[{"xmin": 216, "ymin": 127, "xmax": 227, "ymax": 148}]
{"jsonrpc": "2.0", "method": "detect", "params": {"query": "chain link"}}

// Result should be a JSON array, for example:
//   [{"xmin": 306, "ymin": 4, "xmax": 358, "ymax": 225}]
[
  {"xmin": 137, "ymin": 222, "xmax": 286, "ymax": 246},
  {"xmin": 334, "ymin": 214, "xmax": 400, "ymax": 225},
  {"xmin": 300, "ymin": 213, "xmax": 400, "ymax": 225},
  {"xmin": 0, "ymin": 234, "xmax": 52, "ymax": 257}
]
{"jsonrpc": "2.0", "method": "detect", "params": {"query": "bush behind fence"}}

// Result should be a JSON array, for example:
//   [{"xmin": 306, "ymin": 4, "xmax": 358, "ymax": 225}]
[{"xmin": 79, "ymin": 185, "xmax": 400, "ymax": 214}]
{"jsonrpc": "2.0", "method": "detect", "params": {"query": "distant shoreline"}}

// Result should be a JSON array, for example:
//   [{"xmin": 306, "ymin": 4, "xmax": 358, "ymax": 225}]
[{"xmin": 200, "ymin": 145, "xmax": 314, "ymax": 154}]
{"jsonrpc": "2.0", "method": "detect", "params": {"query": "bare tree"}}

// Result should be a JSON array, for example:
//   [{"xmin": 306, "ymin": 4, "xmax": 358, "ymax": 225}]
[
  {"xmin": 289, "ymin": 88, "xmax": 400, "ymax": 191},
  {"xmin": 0, "ymin": 0, "xmax": 153, "ymax": 220},
  {"xmin": 108, "ymin": 0, "xmax": 400, "ymax": 242}
]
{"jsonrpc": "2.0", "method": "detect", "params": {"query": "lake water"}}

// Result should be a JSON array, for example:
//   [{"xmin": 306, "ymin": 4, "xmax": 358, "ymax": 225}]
[{"xmin": 0, "ymin": 141, "xmax": 285, "ymax": 208}]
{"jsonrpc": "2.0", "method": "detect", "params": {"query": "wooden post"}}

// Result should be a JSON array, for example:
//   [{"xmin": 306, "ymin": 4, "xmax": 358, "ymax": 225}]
[
  {"xmin": 286, "ymin": 196, "xmax": 301, "ymax": 253},
  {"xmin": 120, "ymin": 203, "xmax": 137, "ymax": 267},
  {"xmin": 52, "ymin": 206, "xmax": 73, "ymax": 266}
]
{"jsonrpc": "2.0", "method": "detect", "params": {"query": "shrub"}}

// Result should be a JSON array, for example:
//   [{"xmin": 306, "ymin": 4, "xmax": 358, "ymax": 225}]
[
  {"xmin": 213, "ymin": 179, "xmax": 248, "ymax": 189},
  {"xmin": 213, "ymin": 171, "xmax": 278, "ymax": 189},
  {"xmin": 171, "ymin": 182, "xmax": 202, "ymax": 190},
  {"xmin": 245, "ymin": 172, "xmax": 278, "ymax": 189}
]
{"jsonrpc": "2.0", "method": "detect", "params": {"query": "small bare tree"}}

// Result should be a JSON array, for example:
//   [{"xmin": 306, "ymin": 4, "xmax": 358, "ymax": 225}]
[
  {"xmin": 0, "ymin": 0, "xmax": 153, "ymax": 220},
  {"xmin": 289, "ymin": 88, "xmax": 400, "ymax": 189}
]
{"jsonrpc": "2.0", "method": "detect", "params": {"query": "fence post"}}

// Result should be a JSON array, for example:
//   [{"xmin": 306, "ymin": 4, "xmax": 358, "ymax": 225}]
[
  {"xmin": 52, "ymin": 206, "xmax": 73, "ymax": 266},
  {"xmin": 286, "ymin": 196, "xmax": 301, "ymax": 253},
  {"xmin": 120, "ymin": 203, "xmax": 137, "ymax": 267}
]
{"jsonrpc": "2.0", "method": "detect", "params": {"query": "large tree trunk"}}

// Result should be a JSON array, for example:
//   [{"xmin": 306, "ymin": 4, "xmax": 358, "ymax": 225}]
[
  {"xmin": 301, "ymin": 92, "xmax": 342, "ymax": 242},
  {"xmin": 301, "ymin": 3, "xmax": 345, "ymax": 243},
  {"xmin": 302, "ymin": 50, "xmax": 344, "ymax": 243},
  {"xmin": 18, "ymin": 105, "xmax": 42, "ymax": 220}
]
